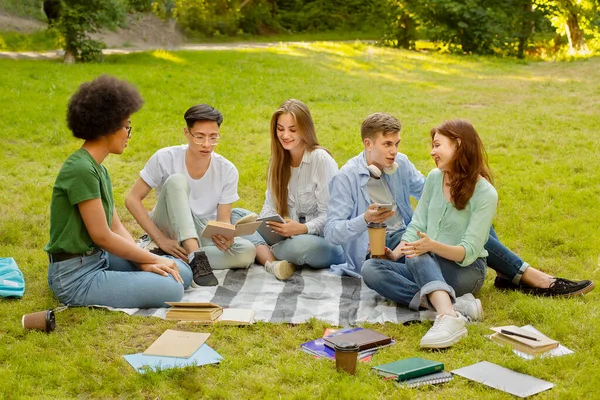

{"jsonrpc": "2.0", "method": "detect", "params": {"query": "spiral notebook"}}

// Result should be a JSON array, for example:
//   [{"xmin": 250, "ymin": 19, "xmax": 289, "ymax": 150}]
[{"xmin": 395, "ymin": 371, "xmax": 454, "ymax": 388}]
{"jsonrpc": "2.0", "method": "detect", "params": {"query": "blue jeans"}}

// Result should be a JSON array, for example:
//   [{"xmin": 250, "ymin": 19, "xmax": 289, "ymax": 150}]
[
  {"xmin": 362, "ymin": 253, "xmax": 486, "ymax": 311},
  {"xmin": 484, "ymin": 226, "xmax": 529, "ymax": 284},
  {"xmin": 231, "ymin": 208, "xmax": 344, "ymax": 269},
  {"xmin": 47, "ymin": 250, "xmax": 192, "ymax": 308}
]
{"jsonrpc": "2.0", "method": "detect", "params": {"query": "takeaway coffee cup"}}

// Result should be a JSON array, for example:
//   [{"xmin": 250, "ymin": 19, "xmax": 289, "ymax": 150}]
[
  {"xmin": 22, "ymin": 310, "xmax": 55, "ymax": 333},
  {"xmin": 334, "ymin": 341, "xmax": 359, "ymax": 375},
  {"xmin": 367, "ymin": 222, "xmax": 387, "ymax": 256}
]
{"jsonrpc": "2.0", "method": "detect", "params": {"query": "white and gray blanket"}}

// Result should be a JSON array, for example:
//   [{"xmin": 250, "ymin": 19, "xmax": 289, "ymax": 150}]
[{"xmin": 118, "ymin": 266, "xmax": 423, "ymax": 326}]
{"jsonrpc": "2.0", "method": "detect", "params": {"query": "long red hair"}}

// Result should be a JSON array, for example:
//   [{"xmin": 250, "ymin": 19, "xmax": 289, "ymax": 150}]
[{"xmin": 431, "ymin": 119, "xmax": 493, "ymax": 210}]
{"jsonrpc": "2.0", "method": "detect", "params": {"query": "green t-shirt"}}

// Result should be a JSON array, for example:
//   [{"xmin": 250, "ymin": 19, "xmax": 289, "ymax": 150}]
[{"xmin": 44, "ymin": 148, "xmax": 114, "ymax": 254}]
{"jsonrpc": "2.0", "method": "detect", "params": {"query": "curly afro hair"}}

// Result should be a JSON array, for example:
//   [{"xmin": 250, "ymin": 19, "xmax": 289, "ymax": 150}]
[{"xmin": 67, "ymin": 74, "xmax": 144, "ymax": 140}]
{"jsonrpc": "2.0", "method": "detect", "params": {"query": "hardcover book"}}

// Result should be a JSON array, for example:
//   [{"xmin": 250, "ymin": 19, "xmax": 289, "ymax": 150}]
[
  {"xmin": 323, "ymin": 328, "xmax": 392, "ymax": 351},
  {"xmin": 200, "ymin": 214, "xmax": 261, "ymax": 238},
  {"xmin": 166, "ymin": 302, "xmax": 254, "ymax": 325},
  {"xmin": 372, "ymin": 357, "xmax": 444, "ymax": 381},
  {"xmin": 490, "ymin": 325, "xmax": 559, "ymax": 355}
]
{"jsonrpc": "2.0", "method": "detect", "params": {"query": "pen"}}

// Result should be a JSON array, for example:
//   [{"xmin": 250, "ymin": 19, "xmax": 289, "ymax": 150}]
[{"xmin": 500, "ymin": 329, "xmax": 540, "ymax": 341}]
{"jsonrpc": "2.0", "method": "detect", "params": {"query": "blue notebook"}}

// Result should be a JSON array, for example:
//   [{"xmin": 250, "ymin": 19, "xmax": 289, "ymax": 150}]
[{"xmin": 123, "ymin": 343, "xmax": 222, "ymax": 373}]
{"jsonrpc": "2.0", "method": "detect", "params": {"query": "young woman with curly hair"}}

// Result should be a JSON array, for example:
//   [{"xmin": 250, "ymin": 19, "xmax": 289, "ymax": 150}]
[
  {"xmin": 45, "ymin": 75, "xmax": 192, "ymax": 308},
  {"xmin": 232, "ymin": 99, "xmax": 344, "ymax": 280},
  {"xmin": 361, "ymin": 119, "xmax": 498, "ymax": 349}
]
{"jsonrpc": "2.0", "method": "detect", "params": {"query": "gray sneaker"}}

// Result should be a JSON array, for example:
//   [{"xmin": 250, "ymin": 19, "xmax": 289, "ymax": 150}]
[
  {"xmin": 190, "ymin": 251, "xmax": 218, "ymax": 287},
  {"xmin": 454, "ymin": 293, "xmax": 484, "ymax": 322}
]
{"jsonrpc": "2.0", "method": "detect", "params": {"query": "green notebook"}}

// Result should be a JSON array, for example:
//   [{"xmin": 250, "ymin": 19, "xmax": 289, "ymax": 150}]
[{"xmin": 372, "ymin": 357, "xmax": 444, "ymax": 381}]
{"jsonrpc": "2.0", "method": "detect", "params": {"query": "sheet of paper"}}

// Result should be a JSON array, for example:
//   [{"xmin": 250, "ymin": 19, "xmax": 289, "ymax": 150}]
[
  {"xmin": 124, "ymin": 344, "xmax": 222, "ymax": 373},
  {"xmin": 452, "ymin": 361, "xmax": 554, "ymax": 398},
  {"xmin": 143, "ymin": 329, "xmax": 210, "ymax": 358}
]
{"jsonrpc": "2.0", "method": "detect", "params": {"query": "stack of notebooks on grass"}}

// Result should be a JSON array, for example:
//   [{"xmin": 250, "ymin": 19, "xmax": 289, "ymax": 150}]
[
  {"xmin": 166, "ymin": 302, "xmax": 255, "ymax": 325},
  {"xmin": 123, "ymin": 329, "xmax": 223, "ymax": 373},
  {"xmin": 489, "ymin": 325, "xmax": 559, "ymax": 355},
  {"xmin": 300, "ymin": 327, "xmax": 394, "ymax": 360},
  {"xmin": 372, "ymin": 357, "xmax": 453, "ymax": 388}
]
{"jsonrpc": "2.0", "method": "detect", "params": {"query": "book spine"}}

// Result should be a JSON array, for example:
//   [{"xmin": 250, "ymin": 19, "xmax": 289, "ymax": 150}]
[{"xmin": 397, "ymin": 365, "xmax": 444, "ymax": 381}]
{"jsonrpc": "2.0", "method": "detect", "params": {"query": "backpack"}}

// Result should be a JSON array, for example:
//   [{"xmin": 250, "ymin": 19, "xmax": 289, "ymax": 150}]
[{"xmin": 0, "ymin": 258, "xmax": 25, "ymax": 298}]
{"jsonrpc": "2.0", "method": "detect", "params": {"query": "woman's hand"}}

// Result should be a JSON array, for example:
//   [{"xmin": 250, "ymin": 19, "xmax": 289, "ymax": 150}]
[
  {"xmin": 140, "ymin": 257, "xmax": 183, "ymax": 284},
  {"xmin": 404, "ymin": 231, "xmax": 437, "ymax": 258},
  {"xmin": 267, "ymin": 219, "xmax": 308, "ymax": 237},
  {"xmin": 211, "ymin": 234, "xmax": 234, "ymax": 251},
  {"xmin": 155, "ymin": 237, "xmax": 187, "ymax": 260}
]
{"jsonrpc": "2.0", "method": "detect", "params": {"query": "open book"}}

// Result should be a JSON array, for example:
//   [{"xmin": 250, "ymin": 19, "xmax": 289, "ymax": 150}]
[{"xmin": 200, "ymin": 213, "xmax": 261, "ymax": 238}]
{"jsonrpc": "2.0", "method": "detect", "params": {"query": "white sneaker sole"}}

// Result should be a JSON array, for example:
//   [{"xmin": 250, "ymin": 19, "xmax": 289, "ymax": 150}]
[
  {"xmin": 420, "ymin": 327, "xmax": 468, "ymax": 349},
  {"xmin": 274, "ymin": 261, "xmax": 295, "ymax": 280}
]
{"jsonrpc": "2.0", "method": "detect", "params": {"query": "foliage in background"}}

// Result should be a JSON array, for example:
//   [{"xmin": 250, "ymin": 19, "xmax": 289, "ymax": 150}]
[
  {"xmin": 0, "ymin": 29, "xmax": 59, "ymax": 51},
  {"xmin": 53, "ymin": 0, "xmax": 128, "ymax": 62},
  {"xmin": 0, "ymin": 0, "xmax": 45, "ymax": 19}
]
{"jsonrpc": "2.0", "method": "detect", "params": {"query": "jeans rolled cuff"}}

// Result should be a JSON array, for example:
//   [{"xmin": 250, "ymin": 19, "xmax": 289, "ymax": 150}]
[
  {"xmin": 417, "ymin": 281, "xmax": 456, "ymax": 310},
  {"xmin": 512, "ymin": 262, "xmax": 529, "ymax": 285},
  {"xmin": 179, "ymin": 231, "xmax": 200, "ymax": 245}
]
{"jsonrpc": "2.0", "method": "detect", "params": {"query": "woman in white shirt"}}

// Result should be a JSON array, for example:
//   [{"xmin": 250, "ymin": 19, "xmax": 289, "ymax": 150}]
[{"xmin": 233, "ymin": 99, "xmax": 344, "ymax": 280}]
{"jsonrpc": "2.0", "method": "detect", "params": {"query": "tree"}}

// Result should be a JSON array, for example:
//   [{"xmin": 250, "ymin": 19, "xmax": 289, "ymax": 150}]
[
  {"xmin": 535, "ymin": 0, "xmax": 599, "ymax": 54},
  {"xmin": 49, "ymin": 0, "xmax": 127, "ymax": 63}
]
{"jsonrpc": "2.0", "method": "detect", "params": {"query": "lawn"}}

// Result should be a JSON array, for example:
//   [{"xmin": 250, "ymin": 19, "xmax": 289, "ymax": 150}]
[{"xmin": 1, "ymin": 43, "xmax": 599, "ymax": 399}]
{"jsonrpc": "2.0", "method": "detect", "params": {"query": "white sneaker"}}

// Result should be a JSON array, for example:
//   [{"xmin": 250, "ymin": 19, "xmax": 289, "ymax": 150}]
[
  {"xmin": 454, "ymin": 293, "xmax": 484, "ymax": 322},
  {"xmin": 264, "ymin": 260, "xmax": 295, "ymax": 280},
  {"xmin": 420, "ymin": 312, "xmax": 467, "ymax": 349}
]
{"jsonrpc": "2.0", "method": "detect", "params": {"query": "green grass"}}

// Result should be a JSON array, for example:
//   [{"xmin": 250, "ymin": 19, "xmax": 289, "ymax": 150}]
[{"xmin": 0, "ymin": 43, "xmax": 599, "ymax": 399}]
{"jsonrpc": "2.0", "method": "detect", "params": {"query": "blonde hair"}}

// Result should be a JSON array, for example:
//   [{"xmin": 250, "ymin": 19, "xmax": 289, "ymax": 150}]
[{"xmin": 268, "ymin": 99, "xmax": 321, "ymax": 218}]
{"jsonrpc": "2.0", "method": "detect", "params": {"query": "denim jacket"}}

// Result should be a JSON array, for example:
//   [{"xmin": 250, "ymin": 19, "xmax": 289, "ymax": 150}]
[{"xmin": 324, "ymin": 151, "xmax": 425, "ymax": 277}]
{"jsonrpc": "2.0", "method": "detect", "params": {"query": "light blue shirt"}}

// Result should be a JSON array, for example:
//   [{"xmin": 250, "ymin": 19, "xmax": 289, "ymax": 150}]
[{"xmin": 325, "ymin": 151, "xmax": 426, "ymax": 277}]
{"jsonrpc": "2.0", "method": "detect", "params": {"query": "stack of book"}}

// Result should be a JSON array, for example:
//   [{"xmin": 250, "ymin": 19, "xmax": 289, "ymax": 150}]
[
  {"xmin": 300, "ymin": 327, "xmax": 394, "ymax": 360},
  {"xmin": 489, "ymin": 325, "xmax": 559, "ymax": 355},
  {"xmin": 166, "ymin": 302, "xmax": 255, "ymax": 325},
  {"xmin": 372, "ymin": 357, "xmax": 453, "ymax": 388}
]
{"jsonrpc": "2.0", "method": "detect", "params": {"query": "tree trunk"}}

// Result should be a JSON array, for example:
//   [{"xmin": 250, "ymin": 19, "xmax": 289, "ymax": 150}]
[
  {"xmin": 517, "ymin": 0, "xmax": 534, "ymax": 59},
  {"xmin": 63, "ymin": 50, "xmax": 75, "ymax": 64},
  {"xmin": 565, "ymin": 11, "xmax": 587, "ymax": 53}
]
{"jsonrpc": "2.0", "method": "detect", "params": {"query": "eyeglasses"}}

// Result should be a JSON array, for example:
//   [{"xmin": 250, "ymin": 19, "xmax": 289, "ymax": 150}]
[
  {"xmin": 124, "ymin": 125, "xmax": 132, "ymax": 138},
  {"xmin": 187, "ymin": 130, "xmax": 221, "ymax": 145}
]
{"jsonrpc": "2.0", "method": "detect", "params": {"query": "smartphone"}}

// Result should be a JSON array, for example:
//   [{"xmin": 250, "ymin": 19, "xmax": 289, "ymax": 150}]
[
  {"xmin": 373, "ymin": 203, "xmax": 393, "ymax": 211},
  {"xmin": 257, "ymin": 214, "xmax": 286, "ymax": 223},
  {"xmin": 256, "ymin": 215, "xmax": 286, "ymax": 244}
]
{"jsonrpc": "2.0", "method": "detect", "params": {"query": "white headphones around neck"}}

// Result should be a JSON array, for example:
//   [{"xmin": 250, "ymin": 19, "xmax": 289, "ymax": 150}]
[{"xmin": 367, "ymin": 162, "xmax": 398, "ymax": 178}]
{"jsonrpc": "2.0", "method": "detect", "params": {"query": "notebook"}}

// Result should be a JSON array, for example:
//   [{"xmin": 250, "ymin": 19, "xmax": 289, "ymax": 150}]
[
  {"xmin": 124, "ymin": 343, "xmax": 222, "ymax": 373},
  {"xmin": 452, "ymin": 361, "xmax": 554, "ymax": 398},
  {"xmin": 143, "ymin": 329, "xmax": 210, "ymax": 358},
  {"xmin": 300, "ymin": 327, "xmax": 380, "ymax": 360},
  {"xmin": 372, "ymin": 357, "xmax": 444, "ymax": 381},
  {"xmin": 323, "ymin": 328, "xmax": 392, "ymax": 351},
  {"xmin": 395, "ymin": 371, "xmax": 453, "ymax": 388},
  {"xmin": 490, "ymin": 325, "xmax": 559, "ymax": 355}
]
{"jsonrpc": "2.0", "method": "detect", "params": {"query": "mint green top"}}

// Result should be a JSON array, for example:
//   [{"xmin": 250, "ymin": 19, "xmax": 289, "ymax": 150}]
[
  {"xmin": 44, "ymin": 148, "xmax": 114, "ymax": 254},
  {"xmin": 403, "ymin": 168, "xmax": 498, "ymax": 266}
]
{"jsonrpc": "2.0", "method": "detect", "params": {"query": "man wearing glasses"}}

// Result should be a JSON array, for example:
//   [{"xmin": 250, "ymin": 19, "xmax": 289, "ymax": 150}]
[{"xmin": 126, "ymin": 104, "xmax": 256, "ymax": 287}]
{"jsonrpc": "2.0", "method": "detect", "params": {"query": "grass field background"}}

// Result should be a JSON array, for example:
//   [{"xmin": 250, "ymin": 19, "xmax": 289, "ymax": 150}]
[{"xmin": 1, "ymin": 43, "xmax": 599, "ymax": 399}]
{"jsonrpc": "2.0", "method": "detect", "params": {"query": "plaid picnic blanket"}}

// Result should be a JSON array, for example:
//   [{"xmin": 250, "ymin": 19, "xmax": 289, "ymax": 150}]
[{"xmin": 116, "ymin": 266, "xmax": 422, "ymax": 326}]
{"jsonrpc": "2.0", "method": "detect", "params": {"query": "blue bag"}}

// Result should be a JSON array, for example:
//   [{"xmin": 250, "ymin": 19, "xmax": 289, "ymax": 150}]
[{"xmin": 0, "ymin": 257, "xmax": 25, "ymax": 298}]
